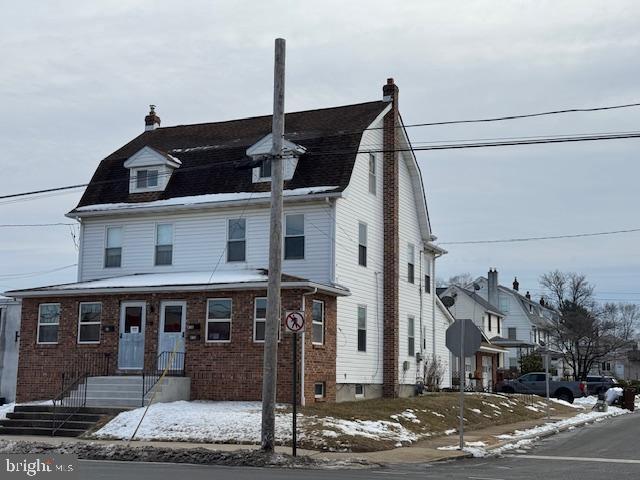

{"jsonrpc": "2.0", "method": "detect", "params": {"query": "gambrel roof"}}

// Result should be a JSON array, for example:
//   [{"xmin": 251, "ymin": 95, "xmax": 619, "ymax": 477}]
[{"xmin": 71, "ymin": 101, "xmax": 389, "ymax": 213}]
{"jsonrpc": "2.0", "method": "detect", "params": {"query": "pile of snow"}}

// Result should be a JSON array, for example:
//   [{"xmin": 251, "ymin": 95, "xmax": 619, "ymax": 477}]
[
  {"xmin": 94, "ymin": 401, "xmax": 293, "ymax": 443},
  {"xmin": 318, "ymin": 417, "xmax": 418, "ymax": 443},
  {"xmin": 0, "ymin": 403, "xmax": 16, "ymax": 420}
]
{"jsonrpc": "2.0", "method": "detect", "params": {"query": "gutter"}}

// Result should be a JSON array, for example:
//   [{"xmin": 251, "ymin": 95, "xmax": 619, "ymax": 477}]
[
  {"xmin": 6, "ymin": 281, "xmax": 351, "ymax": 299},
  {"xmin": 66, "ymin": 192, "xmax": 343, "ymax": 219}
]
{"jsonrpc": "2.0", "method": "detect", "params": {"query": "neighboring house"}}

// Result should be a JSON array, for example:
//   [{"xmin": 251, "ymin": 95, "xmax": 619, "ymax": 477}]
[
  {"xmin": 438, "ymin": 285, "xmax": 508, "ymax": 391},
  {"xmin": 0, "ymin": 295, "xmax": 21, "ymax": 403},
  {"xmin": 473, "ymin": 269, "xmax": 564, "ymax": 375},
  {"xmin": 590, "ymin": 342, "xmax": 640, "ymax": 381},
  {"xmin": 7, "ymin": 79, "xmax": 451, "ymax": 405}
]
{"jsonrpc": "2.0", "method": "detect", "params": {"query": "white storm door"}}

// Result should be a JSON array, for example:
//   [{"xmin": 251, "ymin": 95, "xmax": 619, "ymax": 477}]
[
  {"xmin": 118, "ymin": 302, "xmax": 146, "ymax": 370},
  {"xmin": 158, "ymin": 301, "xmax": 186, "ymax": 371}
]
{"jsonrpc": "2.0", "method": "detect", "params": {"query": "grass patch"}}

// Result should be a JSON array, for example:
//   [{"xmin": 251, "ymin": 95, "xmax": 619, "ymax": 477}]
[{"xmin": 298, "ymin": 392, "xmax": 576, "ymax": 452}]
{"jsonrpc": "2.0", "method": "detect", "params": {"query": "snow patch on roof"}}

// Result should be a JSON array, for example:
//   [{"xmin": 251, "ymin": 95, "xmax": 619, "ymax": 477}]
[{"xmin": 73, "ymin": 186, "xmax": 339, "ymax": 213}]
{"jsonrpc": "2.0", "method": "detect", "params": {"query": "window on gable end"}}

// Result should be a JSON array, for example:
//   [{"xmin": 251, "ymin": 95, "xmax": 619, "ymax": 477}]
[
  {"xmin": 368, "ymin": 153, "xmax": 376, "ymax": 195},
  {"xmin": 407, "ymin": 244, "xmax": 415, "ymax": 284},
  {"xmin": 358, "ymin": 222, "xmax": 367, "ymax": 267}
]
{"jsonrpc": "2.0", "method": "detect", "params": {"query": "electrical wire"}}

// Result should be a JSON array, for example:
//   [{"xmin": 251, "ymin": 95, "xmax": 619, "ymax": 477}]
[{"xmin": 439, "ymin": 227, "xmax": 640, "ymax": 245}]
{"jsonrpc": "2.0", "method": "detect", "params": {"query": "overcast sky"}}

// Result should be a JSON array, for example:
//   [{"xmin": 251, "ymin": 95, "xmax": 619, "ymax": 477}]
[{"xmin": 1, "ymin": 1, "xmax": 639, "ymax": 303}]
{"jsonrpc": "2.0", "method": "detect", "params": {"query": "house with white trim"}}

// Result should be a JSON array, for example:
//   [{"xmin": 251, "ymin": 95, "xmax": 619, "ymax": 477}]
[{"xmin": 7, "ymin": 79, "xmax": 452, "ymax": 407}]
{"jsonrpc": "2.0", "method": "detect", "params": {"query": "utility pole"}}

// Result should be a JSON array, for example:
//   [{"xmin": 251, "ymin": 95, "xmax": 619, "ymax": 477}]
[{"xmin": 261, "ymin": 37, "xmax": 286, "ymax": 453}]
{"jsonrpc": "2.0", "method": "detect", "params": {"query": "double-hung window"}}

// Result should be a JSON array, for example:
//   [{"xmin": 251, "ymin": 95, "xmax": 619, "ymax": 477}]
[
  {"xmin": 206, "ymin": 299, "xmax": 232, "ymax": 342},
  {"xmin": 38, "ymin": 303, "xmax": 60, "ymax": 344},
  {"xmin": 407, "ymin": 244, "xmax": 415, "ymax": 284},
  {"xmin": 424, "ymin": 258, "xmax": 431, "ymax": 293},
  {"xmin": 312, "ymin": 300, "xmax": 325, "ymax": 345},
  {"xmin": 284, "ymin": 214, "xmax": 304, "ymax": 260},
  {"xmin": 155, "ymin": 224, "xmax": 173, "ymax": 266},
  {"xmin": 358, "ymin": 222, "xmax": 367, "ymax": 267},
  {"xmin": 368, "ymin": 153, "xmax": 376, "ymax": 195},
  {"xmin": 78, "ymin": 303, "xmax": 102, "ymax": 344},
  {"xmin": 408, "ymin": 316, "xmax": 415, "ymax": 356},
  {"xmin": 136, "ymin": 169, "xmax": 159, "ymax": 189},
  {"xmin": 104, "ymin": 226, "xmax": 123, "ymax": 268},
  {"xmin": 227, "ymin": 218, "xmax": 246, "ymax": 262},
  {"xmin": 254, "ymin": 297, "xmax": 267, "ymax": 342},
  {"xmin": 357, "ymin": 306, "xmax": 367, "ymax": 352},
  {"xmin": 508, "ymin": 327, "xmax": 517, "ymax": 340}
]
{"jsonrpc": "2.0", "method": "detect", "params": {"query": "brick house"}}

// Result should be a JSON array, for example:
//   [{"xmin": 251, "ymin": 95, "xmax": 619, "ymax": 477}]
[{"xmin": 7, "ymin": 79, "xmax": 452, "ymax": 406}]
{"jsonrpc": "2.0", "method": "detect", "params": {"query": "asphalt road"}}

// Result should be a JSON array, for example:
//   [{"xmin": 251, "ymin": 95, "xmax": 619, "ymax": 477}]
[{"xmin": 77, "ymin": 412, "xmax": 640, "ymax": 480}]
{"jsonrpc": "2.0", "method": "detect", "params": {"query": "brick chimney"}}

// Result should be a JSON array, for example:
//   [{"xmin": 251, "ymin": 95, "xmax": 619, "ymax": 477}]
[
  {"xmin": 513, "ymin": 277, "xmax": 519, "ymax": 291},
  {"xmin": 382, "ymin": 78, "xmax": 400, "ymax": 398},
  {"xmin": 488, "ymin": 268, "xmax": 498, "ymax": 308},
  {"xmin": 145, "ymin": 105, "xmax": 161, "ymax": 131}
]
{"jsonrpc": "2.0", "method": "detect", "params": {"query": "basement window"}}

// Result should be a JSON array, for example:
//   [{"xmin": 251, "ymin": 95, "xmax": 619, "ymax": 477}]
[
  {"xmin": 314, "ymin": 382, "xmax": 325, "ymax": 399},
  {"xmin": 355, "ymin": 384, "xmax": 365, "ymax": 398}
]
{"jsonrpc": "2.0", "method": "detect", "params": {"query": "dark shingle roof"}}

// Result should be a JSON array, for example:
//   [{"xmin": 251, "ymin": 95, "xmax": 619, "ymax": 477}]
[{"xmin": 74, "ymin": 101, "xmax": 389, "ymax": 209}]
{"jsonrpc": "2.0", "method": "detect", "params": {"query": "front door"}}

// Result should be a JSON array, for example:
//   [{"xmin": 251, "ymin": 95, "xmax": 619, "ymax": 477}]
[
  {"xmin": 482, "ymin": 356, "xmax": 492, "ymax": 391},
  {"xmin": 158, "ymin": 301, "xmax": 186, "ymax": 371},
  {"xmin": 118, "ymin": 302, "xmax": 146, "ymax": 370}
]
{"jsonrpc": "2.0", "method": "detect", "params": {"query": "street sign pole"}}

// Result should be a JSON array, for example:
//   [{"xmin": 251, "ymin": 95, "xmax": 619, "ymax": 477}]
[
  {"xmin": 545, "ymin": 349, "xmax": 550, "ymax": 420},
  {"xmin": 292, "ymin": 331, "xmax": 297, "ymax": 457},
  {"xmin": 459, "ymin": 317, "xmax": 465, "ymax": 450}
]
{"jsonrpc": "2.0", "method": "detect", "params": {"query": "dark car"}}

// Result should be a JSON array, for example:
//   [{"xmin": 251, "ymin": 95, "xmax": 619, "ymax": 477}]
[{"xmin": 586, "ymin": 375, "xmax": 619, "ymax": 395}]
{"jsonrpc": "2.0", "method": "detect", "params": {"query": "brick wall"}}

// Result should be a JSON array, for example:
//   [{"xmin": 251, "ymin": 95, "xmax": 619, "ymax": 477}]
[
  {"xmin": 16, "ymin": 289, "xmax": 336, "ymax": 404},
  {"xmin": 382, "ymin": 78, "xmax": 400, "ymax": 398}
]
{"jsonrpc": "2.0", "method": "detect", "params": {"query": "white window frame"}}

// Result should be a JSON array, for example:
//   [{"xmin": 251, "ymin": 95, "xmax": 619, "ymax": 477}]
[
  {"xmin": 407, "ymin": 243, "xmax": 415, "ymax": 284},
  {"xmin": 77, "ymin": 302, "xmax": 102, "ymax": 344},
  {"xmin": 284, "ymin": 213, "xmax": 305, "ymax": 260},
  {"xmin": 134, "ymin": 168, "xmax": 160, "ymax": 190},
  {"xmin": 155, "ymin": 223, "xmax": 174, "ymax": 266},
  {"xmin": 104, "ymin": 226, "xmax": 123, "ymax": 269},
  {"xmin": 358, "ymin": 222, "xmax": 367, "ymax": 267},
  {"xmin": 312, "ymin": 300, "xmax": 325, "ymax": 345},
  {"xmin": 259, "ymin": 159, "xmax": 272, "ymax": 179},
  {"xmin": 226, "ymin": 218, "xmax": 247, "ymax": 263},
  {"xmin": 368, "ymin": 153, "xmax": 377, "ymax": 195},
  {"xmin": 357, "ymin": 305, "xmax": 367, "ymax": 352},
  {"xmin": 408, "ymin": 315, "xmax": 415, "ymax": 357},
  {"xmin": 205, "ymin": 298, "xmax": 232, "ymax": 343},
  {"xmin": 254, "ymin": 297, "xmax": 267, "ymax": 342},
  {"xmin": 37, "ymin": 303, "xmax": 60, "ymax": 345},
  {"xmin": 314, "ymin": 382, "xmax": 325, "ymax": 399}
]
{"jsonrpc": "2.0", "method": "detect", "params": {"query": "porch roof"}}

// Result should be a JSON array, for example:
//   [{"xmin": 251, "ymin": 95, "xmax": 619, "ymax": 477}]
[{"xmin": 4, "ymin": 269, "xmax": 351, "ymax": 298}]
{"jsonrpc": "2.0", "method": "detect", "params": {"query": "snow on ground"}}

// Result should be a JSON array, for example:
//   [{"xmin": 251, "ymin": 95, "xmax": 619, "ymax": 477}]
[
  {"xmin": 438, "ymin": 400, "xmax": 632, "ymax": 458},
  {"xmin": 319, "ymin": 417, "xmax": 418, "ymax": 443},
  {"xmin": 94, "ymin": 401, "xmax": 293, "ymax": 443}
]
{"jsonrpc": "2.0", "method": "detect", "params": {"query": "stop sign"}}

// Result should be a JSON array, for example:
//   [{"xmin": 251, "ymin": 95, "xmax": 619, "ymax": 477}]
[{"xmin": 445, "ymin": 319, "xmax": 483, "ymax": 357}]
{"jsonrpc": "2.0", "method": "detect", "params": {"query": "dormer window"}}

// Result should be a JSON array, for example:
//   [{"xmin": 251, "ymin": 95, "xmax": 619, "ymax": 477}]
[
  {"xmin": 124, "ymin": 146, "xmax": 181, "ymax": 194},
  {"xmin": 136, "ymin": 169, "xmax": 159, "ymax": 189},
  {"xmin": 246, "ymin": 134, "xmax": 306, "ymax": 184}
]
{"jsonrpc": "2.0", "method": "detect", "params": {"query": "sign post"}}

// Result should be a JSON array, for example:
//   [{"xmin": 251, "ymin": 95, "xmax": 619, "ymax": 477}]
[
  {"xmin": 285, "ymin": 311, "xmax": 305, "ymax": 456},
  {"xmin": 445, "ymin": 318, "xmax": 483, "ymax": 451}
]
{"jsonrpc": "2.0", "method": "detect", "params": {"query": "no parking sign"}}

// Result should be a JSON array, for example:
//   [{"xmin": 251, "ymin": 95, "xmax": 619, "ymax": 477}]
[{"xmin": 285, "ymin": 311, "xmax": 305, "ymax": 333}]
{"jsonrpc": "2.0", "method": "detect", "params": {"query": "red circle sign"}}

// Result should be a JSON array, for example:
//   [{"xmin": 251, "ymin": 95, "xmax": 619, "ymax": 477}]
[{"xmin": 285, "ymin": 311, "xmax": 305, "ymax": 333}]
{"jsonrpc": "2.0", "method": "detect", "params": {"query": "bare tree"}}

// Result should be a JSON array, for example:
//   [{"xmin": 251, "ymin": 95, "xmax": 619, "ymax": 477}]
[
  {"xmin": 437, "ymin": 272, "xmax": 474, "ymax": 288},
  {"xmin": 540, "ymin": 271, "xmax": 637, "ymax": 380}
]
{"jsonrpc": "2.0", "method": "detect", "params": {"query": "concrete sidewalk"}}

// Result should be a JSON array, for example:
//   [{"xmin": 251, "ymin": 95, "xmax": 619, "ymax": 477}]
[{"xmin": 0, "ymin": 411, "xmax": 593, "ymax": 464}]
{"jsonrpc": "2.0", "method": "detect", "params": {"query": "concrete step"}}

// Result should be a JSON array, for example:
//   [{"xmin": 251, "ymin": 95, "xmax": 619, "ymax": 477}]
[
  {"xmin": 13, "ymin": 405, "xmax": 126, "ymax": 416},
  {"xmin": 7, "ymin": 412, "xmax": 102, "ymax": 423},
  {"xmin": 84, "ymin": 398, "xmax": 146, "ymax": 408},
  {"xmin": 0, "ymin": 426, "xmax": 85, "ymax": 437},
  {"xmin": 0, "ymin": 419, "xmax": 95, "ymax": 430},
  {"xmin": 68, "ymin": 388, "xmax": 159, "ymax": 399}
]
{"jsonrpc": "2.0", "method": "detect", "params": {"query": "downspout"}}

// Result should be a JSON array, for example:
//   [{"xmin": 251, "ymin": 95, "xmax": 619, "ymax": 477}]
[
  {"xmin": 301, "ymin": 287, "xmax": 318, "ymax": 407},
  {"xmin": 431, "ymin": 251, "xmax": 444, "ymax": 360}
]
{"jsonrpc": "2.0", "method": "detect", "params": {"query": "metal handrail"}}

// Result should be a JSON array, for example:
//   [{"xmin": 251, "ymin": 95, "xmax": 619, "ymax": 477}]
[
  {"xmin": 51, "ymin": 352, "xmax": 111, "ymax": 435},
  {"xmin": 141, "ymin": 351, "xmax": 186, "ymax": 407}
]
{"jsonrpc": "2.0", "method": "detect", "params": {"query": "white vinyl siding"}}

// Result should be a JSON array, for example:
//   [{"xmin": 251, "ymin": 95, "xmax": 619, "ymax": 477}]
[{"xmin": 79, "ymin": 203, "xmax": 332, "ymax": 283}]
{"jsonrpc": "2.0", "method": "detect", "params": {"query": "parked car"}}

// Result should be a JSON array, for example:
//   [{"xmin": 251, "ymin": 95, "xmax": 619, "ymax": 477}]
[
  {"xmin": 496, "ymin": 372, "xmax": 587, "ymax": 403},
  {"xmin": 585, "ymin": 375, "xmax": 619, "ymax": 395}
]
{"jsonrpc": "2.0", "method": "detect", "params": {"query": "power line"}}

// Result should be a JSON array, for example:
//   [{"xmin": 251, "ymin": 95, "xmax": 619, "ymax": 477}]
[
  {"xmin": 0, "ymin": 223, "xmax": 75, "ymax": 228},
  {"xmin": 0, "ymin": 263, "xmax": 77, "ymax": 279},
  {"xmin": 439, "ymin": 227, "xmax": 640, "ymax": 245}
]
